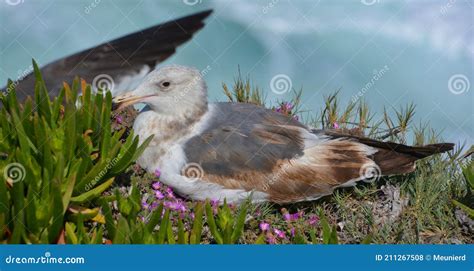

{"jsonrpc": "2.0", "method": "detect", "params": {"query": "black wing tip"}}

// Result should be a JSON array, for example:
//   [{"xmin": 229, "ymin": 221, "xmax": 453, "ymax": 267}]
[
  {"xmin": 171, "ymin": 9, "xmax": 213, "ymax": 24},
  {"xmin": 424, "ymin": 143, "xmax": 455, "ymax": 153},
  {"xmin": 319, "ymin": 129, "xmax": 455, "ymax": 158},
  {"xmin": 191, "ymin": 9, "xmax": 213, "ymax": 18}
]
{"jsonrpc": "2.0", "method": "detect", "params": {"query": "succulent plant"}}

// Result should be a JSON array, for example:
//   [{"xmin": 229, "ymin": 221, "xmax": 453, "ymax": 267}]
[{"xmin": 0, "ymin": 60, "xmax": 151, "ymax": 244}]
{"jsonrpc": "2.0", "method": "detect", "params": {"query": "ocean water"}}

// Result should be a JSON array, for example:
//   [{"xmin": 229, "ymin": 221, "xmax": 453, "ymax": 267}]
[{"xmin": 0, "ymin": 0, "xmax": 472, "ymax": 146}]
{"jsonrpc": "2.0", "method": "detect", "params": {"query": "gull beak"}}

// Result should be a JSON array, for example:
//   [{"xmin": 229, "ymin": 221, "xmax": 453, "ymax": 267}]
[{"xmin": 112, "ymin": 92, "xmax": 154, "ymax": 111}]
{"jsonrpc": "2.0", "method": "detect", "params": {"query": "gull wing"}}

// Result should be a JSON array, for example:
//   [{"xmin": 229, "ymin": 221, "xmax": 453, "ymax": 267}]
[
  {"xmin": 3, "ymin": 10, "xmax": 212, "ymax": 100},
  {"xmin": 182, "ymin": 103, "xmax": 453, "ymax": 203}
]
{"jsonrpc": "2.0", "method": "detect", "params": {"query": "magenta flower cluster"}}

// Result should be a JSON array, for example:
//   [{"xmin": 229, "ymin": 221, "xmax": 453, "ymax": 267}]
[
  {"xmin": 141, "ymin": 168, "xmax": 190, "ymax": 218},
  {"xmin": 258, "ymin": 209, "xmax": 320, "ymax": 244},
  {"xmin": 114, "ymin": 115, "xmax": 123, "ymax": 125},
  {"xmin": 273, "ymin": 102, "xmax": 299, "ymax": 121}
]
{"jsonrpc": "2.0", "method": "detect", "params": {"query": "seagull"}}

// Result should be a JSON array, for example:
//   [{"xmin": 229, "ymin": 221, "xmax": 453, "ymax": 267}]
[
  {"xmin": 1, "ymin": 10, "xmax": 212, "ymax": 101},
  {"xmin": 112, "ymin": 65, "xmax": 454, "ymax": 204}
]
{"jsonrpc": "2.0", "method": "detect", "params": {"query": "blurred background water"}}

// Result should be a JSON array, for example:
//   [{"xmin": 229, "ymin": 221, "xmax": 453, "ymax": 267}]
[{"xmin": 0, "ymin": 0, "xmax": 472, "ymax": 146}]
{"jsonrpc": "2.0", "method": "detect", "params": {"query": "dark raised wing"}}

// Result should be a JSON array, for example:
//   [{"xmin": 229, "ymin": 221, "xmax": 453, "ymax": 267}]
[{"xmin": 4, "ymin": 10, "xmax": 212, "ymax": 100}]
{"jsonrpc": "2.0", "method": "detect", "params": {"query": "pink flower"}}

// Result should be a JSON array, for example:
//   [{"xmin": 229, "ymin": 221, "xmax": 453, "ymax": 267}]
[
  {"xmin": 273, "ymin": 228, "xmax": 286, "ymax": 239},
  {"xmin": 290, "ymin": 228, "xmax": 295, "ymax": 237},
  {"xmin": 115, "ymin": 115, "xmax": 123, "ymax": 124},
  {"xmin": 283, "ymin": 212, "xmax": 301, "ymax": 221},
  {"xmin": 274, "ymin": 102, "xmax": 294, "ymax": 115},
  {"xmin": 154, "ymin": 168, "xmax": 161, "ymax": 178},
  {"xmin": 259, "ymin": 222, "xmax": 270, "ymax": 231},
  {"xmin": 283, "ymin": 102, "xmax": 293, "ymax": 111},
  {"xmin": 166, "ymin": 187, "xmax": 175, "ymax": 198},
  {"xmin": 141, "ymin": 199, "xmax": 150, "ymax": 210},
  {"xmin": 308, "ymin": 214, "xmax": 319, "ymax": 226},
  {"xmin": 155, "ymin": 191, "xmax": 165, "ymax": 200},
  {"xmin": 175, "ymin": 201, "xmax": 187, "ymax": 212},
  {"xmin": 266, "ymin": 233, "xmax": 276, "ymax": 244},
  {"xmin": 162, "ymin": 200, "xmax": 186, "ymax": 212},
  {"xmin": 152, "ymin": 181, "xmax": 161, "ymax": 190},
  {"xmin": 333, "ymin": 122, "xmax": 340, "ymax": 129}
]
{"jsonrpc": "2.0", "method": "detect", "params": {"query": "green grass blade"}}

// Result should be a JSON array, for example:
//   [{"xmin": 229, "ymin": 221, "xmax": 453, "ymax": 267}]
[
  {"xmin": 190, "ymin": 202, "xmax": 204, "ymax": 244},
  {"xmin": 205, "ymin": 200, "xmax": 223, "ymax": 244}
]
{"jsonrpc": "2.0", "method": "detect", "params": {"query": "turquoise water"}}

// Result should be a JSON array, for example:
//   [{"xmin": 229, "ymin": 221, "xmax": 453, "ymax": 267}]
[{"xmin": 0, "ymin": 0, "xmax": 472, "ymax": 145}]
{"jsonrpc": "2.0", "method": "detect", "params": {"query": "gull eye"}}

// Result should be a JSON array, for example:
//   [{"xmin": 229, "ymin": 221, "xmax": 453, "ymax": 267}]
[{"xmin": 160, "ymin": 81, "xmax": 171, "ymax": 88}]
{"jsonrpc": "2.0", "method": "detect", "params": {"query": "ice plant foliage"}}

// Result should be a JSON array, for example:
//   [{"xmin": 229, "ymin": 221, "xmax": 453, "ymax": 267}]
[{"xmin": 0, "ymin": 61, "xmax": 150, "ymax": 244}]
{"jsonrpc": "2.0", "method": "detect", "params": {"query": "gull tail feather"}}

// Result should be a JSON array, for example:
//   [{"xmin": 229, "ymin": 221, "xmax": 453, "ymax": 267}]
[{"xmin": 319, "ymin": 130, "xmax": 454, "ymax": 175}]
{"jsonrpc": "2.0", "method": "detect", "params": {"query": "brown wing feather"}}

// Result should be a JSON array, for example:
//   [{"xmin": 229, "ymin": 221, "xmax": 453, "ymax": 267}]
[
  {"xmin": 190, "ymin": 125, "xmax": 453, "ymax": 203},
  {"xmin": 319, "ymin": 130, "xmax": 454, "ymax": 174},
  {"xmin": 198, "ymin": 138, "xmax": 375, "ymax": 203}
]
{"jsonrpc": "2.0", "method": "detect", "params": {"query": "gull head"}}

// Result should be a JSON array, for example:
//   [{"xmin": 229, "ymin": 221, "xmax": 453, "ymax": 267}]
[{"xmin": 112, "ymin": 65, "xmax": 208, "ymax": 116}]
